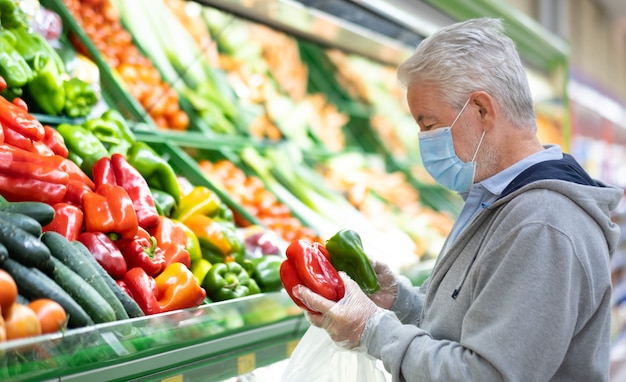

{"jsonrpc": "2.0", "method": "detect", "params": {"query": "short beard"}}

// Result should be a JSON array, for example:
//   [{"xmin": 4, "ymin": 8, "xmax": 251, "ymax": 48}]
[{"xmin": 475, "ymin": 141, "xmax": 498, "ymax": 182}]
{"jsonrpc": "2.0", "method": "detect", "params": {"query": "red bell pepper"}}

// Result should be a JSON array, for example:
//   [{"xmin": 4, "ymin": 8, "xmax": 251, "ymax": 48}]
[
  {"xmin": 151, "ymin": 216, "xmax": 191, "ymax": 268},
  {"xmin": 92, "ymin": 154, "xmax": 160, "ymax": 230},
  {"xmin": 92, "ymin": 155, "xmax": 116, "ymax": 187},
  {"xmin": 111, "ymin": 153, "xmax": 159, "ymax": 230},
  {"xmin": 121, "ymin": 267, "xmax": 161, "ymax": 315},
  {"xmin": 63, "ymin": 179, "xmax": 93, "ymax": 207},
  {"xmin": 79, "ymin": 231, "xmax": 128, "ymax": 280},
  {"xmin": 31, "ymin": 140, "xmax": 56, "ymax": 156},
  {"xmin": 155, "ymin": 262, "xmax": 206, "ymax": 312},
  {"xmin": 83, "ymin": 183, "xmax": 138, "ymax": 240},
  {"xmin": 116, "ymin": 227, "xmax": 166, "ymax": 277},
  {"xmin": 280, "ymin": 240, "xmax": 345, "ymax": 311},
  {"xmin": 0, "ymin": 174, "xmax": 67, "ymax": 204},
  {"xmin": 59, "ymin": 157, "xmax": 95, "ymax": 190},
  {"xmin": 0, "ymin": 157, "xmax": 69, "ymax": 184},
  {"xmin": 0, "ymin": 95, "xmax": 44, "ymax": 141},
  {"xmin": 43, "ymin": 203, "xmax": 84, "ymax": 241},
  {"xmin": 280, "ymin": 259, "xmax": 315, "ymax": 313},
  {"xmin": 42, "ymin": 125, "xmax": 69, "ymax": 158},
  {"xmin": 0, "ymin": 144, "xmax": 69, "ymax": 203},
  {"xmin": 3, "ymin": 125, "xmax": 37, "ymax": 152}
]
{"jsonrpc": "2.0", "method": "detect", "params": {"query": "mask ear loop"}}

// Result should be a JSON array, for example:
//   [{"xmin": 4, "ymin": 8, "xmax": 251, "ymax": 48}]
[
  {"xmin": 450, "ymin": 98, "xmax": 472, "ymax": 130},
  {"xmin": 471, "ymin": 130, "xmax": 486, "ymax": 162}
]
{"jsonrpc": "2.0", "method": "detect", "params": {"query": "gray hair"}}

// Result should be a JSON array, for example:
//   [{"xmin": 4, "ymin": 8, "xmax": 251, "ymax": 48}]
[{"xmin": 397, "ymin": 18, "xmax": 536, "ymax": 128}]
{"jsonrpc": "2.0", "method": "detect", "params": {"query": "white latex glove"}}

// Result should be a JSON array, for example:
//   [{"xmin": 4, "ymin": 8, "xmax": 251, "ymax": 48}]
[
  {"xmin": 293, "ymin": 272, "xmax": 379, "ymax": 349},
  {"xmin": 368, "ymin": 258, "xmax": 399, "ymax": 310}
]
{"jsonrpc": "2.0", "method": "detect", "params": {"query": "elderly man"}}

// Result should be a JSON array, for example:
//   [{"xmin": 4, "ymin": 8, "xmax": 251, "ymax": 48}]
[{"xmin": 294, "ymin": 17, "xmax": 623, "ymax": 381}]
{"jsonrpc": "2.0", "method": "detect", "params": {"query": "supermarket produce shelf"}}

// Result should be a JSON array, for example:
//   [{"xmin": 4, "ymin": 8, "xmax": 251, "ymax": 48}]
[{"xmin": 0, "ymin": 291, "xmax": 307, "ymax": 382}]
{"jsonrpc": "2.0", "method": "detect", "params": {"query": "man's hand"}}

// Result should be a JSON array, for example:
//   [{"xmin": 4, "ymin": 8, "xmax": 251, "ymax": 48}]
[
  {"xmin": 294, "ymin": 272, "xmax": 378, "ymax": 349},
  {"xmin": 368, "ymin": 259, "xmax": 399, "ymax": 310}
]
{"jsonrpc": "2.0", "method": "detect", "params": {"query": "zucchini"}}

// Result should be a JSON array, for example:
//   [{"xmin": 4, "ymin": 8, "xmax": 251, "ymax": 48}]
[
  {"xmin": 47, "ymin": 256, "xmax": 117, "ymax": 324},
  {"xmin": 1, "ymin": 258, "xmax": 93, "ymax": 328},
  {"xmin": 72, "ymin": 241, "xmax": 145, "ymax": 318},
  {"xmin": 0, "ymin": 211, "xmax": 42, "ymax": 237},
  {"xmin": 0, "ymin": 218, "xmax": 50, "ymax": 268},
  {"xmin": 41, "ymin": 232, "xmax": 129, "ymax": 321},
  {"xmin": 0, "ymin": 201, "xmax": 55, "ymax": 226}
]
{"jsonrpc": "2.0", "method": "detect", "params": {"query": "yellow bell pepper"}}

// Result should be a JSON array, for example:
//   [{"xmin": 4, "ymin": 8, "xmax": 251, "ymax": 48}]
[{"xmin": 172, "ymin": 186, "xmax": 221, "ymax": 222}]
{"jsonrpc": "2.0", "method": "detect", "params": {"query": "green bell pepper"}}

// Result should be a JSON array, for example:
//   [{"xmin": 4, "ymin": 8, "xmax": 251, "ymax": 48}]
[
  {"xmin": 0, "ymin": 0, "xmax": 27, "ymax": 29},
  {"xmin": 325, "ymin": 229, "xmax": 380, "ymax": 295},
  {"xmin": 56, "ymin": 123, "xmax": 109, "ymax": 175},
  {"xmin": 27, "ymin": 53, "xmax": 65, "ymax": 115},
  {"xmin": 0, "ymin": 30, "xmax": 33, "ymax": 88},
  {"xmin": 151, "ymin": 188, "xmax": 177, "ymax": 217},
  {"xmin": 203, "ymin": 262, "xmax": 261, "ymax": 301},
  {"xmin": 101, "ymin": 109, "xmax": 137, "ymax": 155},
  {"xmin": 126, "ymin": 141, "xmax": 181, "ymax": 204},
  {"xmin": 251, "ymin": 255, "xmax": 283, "ymax": 292},
  {"xmin": 83, "ymin": 109, "xmax": 137, "ymax": 155},
  {"xmin": 9, "ymin": 26, "xmax": 60, "ymax": 67},
  {"xmin": 83, "ymin": 117, "xmax": 123, "ymax": 147},
  {"xmin": 62, "ymin": 77, "xmax": 98, "ymax": 118}
]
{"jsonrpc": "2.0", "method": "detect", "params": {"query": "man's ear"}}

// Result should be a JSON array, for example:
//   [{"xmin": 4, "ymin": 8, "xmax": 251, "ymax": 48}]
[{"xmin": 471, "ymin": 91, "xmax": 496, "ymax": 131}]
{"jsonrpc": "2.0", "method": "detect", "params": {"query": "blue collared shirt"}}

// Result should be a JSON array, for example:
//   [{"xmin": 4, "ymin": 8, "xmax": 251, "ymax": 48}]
[{"xmin": 443, "ymin": 145, "xmax": 563, "ymax": 254}]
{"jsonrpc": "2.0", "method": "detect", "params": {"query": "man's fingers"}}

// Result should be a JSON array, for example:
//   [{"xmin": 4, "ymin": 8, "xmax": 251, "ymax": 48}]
[{"xmin": 293, "ymin": 284, "xmax": 335, "ymax": 314}]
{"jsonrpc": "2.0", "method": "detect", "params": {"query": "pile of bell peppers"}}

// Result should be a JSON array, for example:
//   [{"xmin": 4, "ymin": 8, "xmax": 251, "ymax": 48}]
[
  {"xmin": 0, "ymin": 1, "xmax": 98, "ymax": 117},
  {"xmin": 0, "ymin": 90, "xmax": 95, "ymax": 205},
  {"xmin": 172, "ymin": 186, "xmax": 276, "ymax": 302},
  {"xmin": 0, "ymin": 93, "xmax": 206, "ymax": 315}
]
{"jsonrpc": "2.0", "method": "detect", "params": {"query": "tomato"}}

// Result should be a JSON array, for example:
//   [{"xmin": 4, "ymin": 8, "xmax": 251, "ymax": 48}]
[
  {"xmin": 0, "ymin": 269, "xmax": 17, "ymax": 316},
  {"xmin": 28, "ymin": 299, "xmax": 67, "ymax": 334},
  {"xmin": 4, "ymin": 303, "xmax": 42, "ymax": 340}
]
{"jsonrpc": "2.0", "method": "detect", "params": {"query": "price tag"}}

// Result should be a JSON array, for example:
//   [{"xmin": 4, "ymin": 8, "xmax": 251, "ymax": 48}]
[
  {"xmin": 286, "ymin": 340, "xmax": 299, "ymax": 357},
  {"xmin": 237, "ymin": 353, "xmax": 256, "ymax": 374},
  {"xmin": 161, "ymin": 375, "xmax": 183, "ymax": 382}
]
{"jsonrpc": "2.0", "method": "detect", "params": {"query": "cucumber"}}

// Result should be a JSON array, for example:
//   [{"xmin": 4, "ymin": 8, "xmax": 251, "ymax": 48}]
[
  {"xmin": 72, "ymin": 241, "xmax": 145, "ymax": 318},
  {"xmin": 0, "ymin": 201, "xmax": 55, "ymax": 226},
  {"xmin": 41, "ymin": 232, "xmax": 129, "ymax": 321},
  {"xmin": 46, "ymin": 256, "xmax": 117, "ymax": 324},
  {"xmin": 0, "ymin": 211, "xmax": 42, "ymax": 237},
  {"xmin": 1, "ymin": 258, "xmax": 93, "ymax": 328},
  {"xmin": 0, "ymin": 242, "xmax": 7, "ymax": 265},
  {"xmin": 15, "ymin": 294, "xmax": 30, "ymax": 305},
  {"xmin": 0, "ymin": 218, "xmax": 50, "ymax": 268}
]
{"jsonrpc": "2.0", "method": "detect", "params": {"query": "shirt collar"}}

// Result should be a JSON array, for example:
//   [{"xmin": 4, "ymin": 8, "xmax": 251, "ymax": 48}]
[{"xmin": 461, "ymin": 144, "xmax": 563, "ymax": 200}]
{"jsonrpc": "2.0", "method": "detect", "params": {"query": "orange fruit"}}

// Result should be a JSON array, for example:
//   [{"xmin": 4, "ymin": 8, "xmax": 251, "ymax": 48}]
[
  {"xmin": 28, "ymin": 299, "xmax": 67, "ymax": 334},
  {"xmin": 4, "ymin": 303, "xmax": 42, "ymax": 340},
  {"xmin": 0, "ymin": 269, "xmax": 18, "ymax": 316}
]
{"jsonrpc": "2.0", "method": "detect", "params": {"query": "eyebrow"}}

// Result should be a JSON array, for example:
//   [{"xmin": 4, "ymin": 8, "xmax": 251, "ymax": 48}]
[{"xmin": 417, "ymin": 114, "xmax": 437, "ymax": 126}]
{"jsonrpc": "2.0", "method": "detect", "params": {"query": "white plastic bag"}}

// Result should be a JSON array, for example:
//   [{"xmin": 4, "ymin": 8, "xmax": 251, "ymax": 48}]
[{"xmin": 282, "ymin": 325, "xmax": 388, "ymax": 382}]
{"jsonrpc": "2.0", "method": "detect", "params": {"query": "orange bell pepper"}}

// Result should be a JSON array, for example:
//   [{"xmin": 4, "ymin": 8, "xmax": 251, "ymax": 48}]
[
  {"xmin": 155, "ymin": 262, "xmax": 206, "ymax": 313},
  {"xmin": 83, "ymin": 183, "xmax": 138, "ymax": 239},
  {"xmin": 151, "ymin": 216, "xmax": 191, "ymax": 268}
]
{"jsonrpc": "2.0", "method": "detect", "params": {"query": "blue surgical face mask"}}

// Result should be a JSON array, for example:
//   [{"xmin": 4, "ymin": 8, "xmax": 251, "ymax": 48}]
[{"xmin": 418, "ymin": 98, "xmax": 486, "ymax": 193}]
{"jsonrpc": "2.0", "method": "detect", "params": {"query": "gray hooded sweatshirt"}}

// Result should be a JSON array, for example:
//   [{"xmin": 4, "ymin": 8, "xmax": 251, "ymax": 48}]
[{"xmin": 361, "ymin": 154, "xmax": 623, "ymax": 381}]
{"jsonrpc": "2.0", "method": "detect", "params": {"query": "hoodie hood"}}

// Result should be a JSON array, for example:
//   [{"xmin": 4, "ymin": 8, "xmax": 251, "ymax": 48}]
[{"xmin": 497, "ymin": 153, "xmax": 623, "ymax": 254}]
